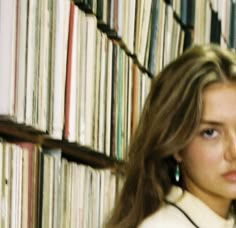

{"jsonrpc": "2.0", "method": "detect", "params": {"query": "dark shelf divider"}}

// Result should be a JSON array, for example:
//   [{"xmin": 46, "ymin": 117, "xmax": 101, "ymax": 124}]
[{"xmin": 0, "ymin": 119, "xmax": 126, "ymax": 172}]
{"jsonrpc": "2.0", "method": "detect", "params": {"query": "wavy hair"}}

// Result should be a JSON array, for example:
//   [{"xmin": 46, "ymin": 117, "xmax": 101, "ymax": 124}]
[{"xmin": 105, "ymin": 44, "xmax": 236, "ymax": 228}]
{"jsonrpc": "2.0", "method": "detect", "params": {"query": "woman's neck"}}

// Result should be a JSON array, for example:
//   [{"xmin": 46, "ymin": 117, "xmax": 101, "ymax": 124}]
[{"xmin": 184, "ymin": 185, "xmax": 232, "ymax": 218}]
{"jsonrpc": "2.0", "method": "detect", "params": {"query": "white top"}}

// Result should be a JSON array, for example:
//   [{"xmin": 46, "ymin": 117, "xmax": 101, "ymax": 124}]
[{"xmin": 138, "ymin": 186, "xmax": 236, "ymax": 228}]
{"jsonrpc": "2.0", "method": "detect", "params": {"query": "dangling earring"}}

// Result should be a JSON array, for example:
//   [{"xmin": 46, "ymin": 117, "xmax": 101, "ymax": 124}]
[{"xmin": 175, "ymin": 163, "xmax": 180, "ymax": 182}]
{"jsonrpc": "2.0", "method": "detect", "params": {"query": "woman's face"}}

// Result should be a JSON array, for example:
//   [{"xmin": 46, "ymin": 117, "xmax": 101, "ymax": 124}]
[{"xmin": 179, "ymin": 82, "xmax": 236, "ymax": 215}]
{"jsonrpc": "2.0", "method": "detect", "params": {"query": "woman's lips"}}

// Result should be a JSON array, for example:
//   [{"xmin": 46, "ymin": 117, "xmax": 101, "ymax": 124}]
[{"xmin": 223, "ymin": 171, "xmax": 236, "ymax": 181}]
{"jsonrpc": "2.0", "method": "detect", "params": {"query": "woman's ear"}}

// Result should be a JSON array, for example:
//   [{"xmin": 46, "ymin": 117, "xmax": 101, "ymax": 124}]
[{"xmin": 173, "ymin": 152, "xmax": 182, "ymax": 163}]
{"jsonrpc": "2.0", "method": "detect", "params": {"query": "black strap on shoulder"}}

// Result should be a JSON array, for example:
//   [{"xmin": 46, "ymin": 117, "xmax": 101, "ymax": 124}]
[{"xmin": 165, "ymin": 200, "xmax": 200, "ymax": 228}]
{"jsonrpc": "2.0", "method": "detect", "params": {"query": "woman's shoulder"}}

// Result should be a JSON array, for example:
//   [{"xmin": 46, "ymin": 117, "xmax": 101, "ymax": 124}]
[{"xmin": 138, "ymin": 204, "xmax": 196, "ymax": 228}]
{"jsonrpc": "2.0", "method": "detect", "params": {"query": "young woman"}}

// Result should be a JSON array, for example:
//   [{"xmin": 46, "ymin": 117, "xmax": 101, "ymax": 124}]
[{"xmin": 105, "ymin": 44, "xmax": 236, "ymax": 228}]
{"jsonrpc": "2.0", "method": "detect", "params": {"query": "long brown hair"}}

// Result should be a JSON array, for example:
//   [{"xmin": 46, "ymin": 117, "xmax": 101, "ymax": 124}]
[{"xmin": 105, "ymin": 44, "xmax": 236, "ymax": 228}]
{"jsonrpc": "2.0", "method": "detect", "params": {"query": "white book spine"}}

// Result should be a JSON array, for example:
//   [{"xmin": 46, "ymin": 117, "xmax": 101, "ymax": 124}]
[
  {"xmin": 38, "ymin": 0, "xmax": 51, "ymax": 131},
  {"xmin": 78, "ymin": 165, "xmax": 85, "ymax": 227},
  {"xmin": 78, "ymin": 10, "xmax": 87, "ymax": 145},
  {"xmin": 128, "ymin": 0, "xmax": 135, "ymax": 53},
  {"xmin": 98, "ymin": 33, "xmax": 106, "ymax": 152},
  {"xmin": 26, "ymin": 0, "xmax": 38, "ymax": 125},
  {"xmin": 16, "ymin": 0, "xmax": 28, "ymax": 123},
  {"xmin": 0, "ymin": 0, "xmax": 17, "ymax": 116},
  {"xmin": 139, "ymin": 0, "xmax": 152, "ymax": 65},
  {"xmin": 85, "ymin": 15, "xmax": 97, "ymax": 147},
  {"xmin": 99, "ymin": 172, "xmax": 104, "ymax": 227},
  {"xmin": 117, "ymin": 0, "xmax": 123, "ymax": 38},
  {"xmin": 51, "ymin": 0, "xmax": 70, "ymax": 139},
  {"xmin": 92, "ymin": 30, "xmax": 101, "ymax": 150},
  {"xmin": 0, "ymin": 144, "xmax": 3, "ymax": 222},
  {"xmin": 4, "ymin": 144, "xmax": 11, "ymax": 228},
  {"xmin": 105, "ymin": 40, "xmax": 113, "ymax": 156}
]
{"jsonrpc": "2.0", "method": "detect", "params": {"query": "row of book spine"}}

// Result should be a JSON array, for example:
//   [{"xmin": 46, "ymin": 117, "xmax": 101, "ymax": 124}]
[
  {"xmin": 2, "ymin": 0, "xmax": 234, "ymax": 147},
  {"xmin": 75, "ymin": 0, "xmax": 236, "ymax": 73},
  {"xmin": 0, "ymin": 142, "xmax": 39, "ymax": 228},
  {"xmin": 0, "ymin": 0, "xmax": 151, "ymax": 160},
  {"xmin": 0, "ymin": 0, "xmax": 235, "ymax": 159},
  {"xmin": 193, "ymin": 0, "xmax": 236, "ymax": 48},
  {"xmin": 0, "ymin": 0, "xmax": 236, "ymax": 228},
  {"xmin": 96, "ymin": 0, "xmax": 187, "ymax": 75},
  {"xmin": 64, "ymin": 3, "xmax": 152, "ymax": 159},
  {"xmin": 0, "ymin": 141, "xmax": 122, "ymax": 228}
]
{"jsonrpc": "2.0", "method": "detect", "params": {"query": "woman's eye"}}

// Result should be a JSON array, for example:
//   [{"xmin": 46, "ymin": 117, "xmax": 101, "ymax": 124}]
[{"xmin": 201, "ymin": 129, "xmax": 218, "ymax": 139}]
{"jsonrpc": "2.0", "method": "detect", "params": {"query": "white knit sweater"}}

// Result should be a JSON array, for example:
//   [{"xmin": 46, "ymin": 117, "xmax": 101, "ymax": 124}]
[{"xmin": 138, "ymin": 186, "xmax": 235, "ymax": 228}]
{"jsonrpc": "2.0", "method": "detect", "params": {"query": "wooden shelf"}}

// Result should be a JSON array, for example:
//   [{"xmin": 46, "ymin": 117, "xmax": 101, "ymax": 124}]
[
  {"xmin": 0, "ymin": 119, "xmax": 126, "ymax": 172},
  {"xmin": 0, "ymin": 118, "xmax": 45, "ymax": 143},
  {"xmin": 44, "ymin": 138, "xmax": 125, "ymax": 170}
]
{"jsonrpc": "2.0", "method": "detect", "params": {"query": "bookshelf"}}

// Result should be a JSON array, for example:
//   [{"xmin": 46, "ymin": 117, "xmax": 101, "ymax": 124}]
[{"xmin": 0, "ymin": 0, "xmax": 235, "ymax": 227}]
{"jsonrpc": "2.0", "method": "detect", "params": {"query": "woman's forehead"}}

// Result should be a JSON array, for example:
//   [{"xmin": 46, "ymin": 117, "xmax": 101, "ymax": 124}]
[{"xmin": 201, "ymin": 83, "xmax": 236, "ymax": 123}]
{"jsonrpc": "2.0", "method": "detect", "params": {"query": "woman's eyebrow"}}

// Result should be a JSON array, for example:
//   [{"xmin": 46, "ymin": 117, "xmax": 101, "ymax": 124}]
[{"xmin": 200, "ymin": 119, "xmax": 223, "ymax": 126}]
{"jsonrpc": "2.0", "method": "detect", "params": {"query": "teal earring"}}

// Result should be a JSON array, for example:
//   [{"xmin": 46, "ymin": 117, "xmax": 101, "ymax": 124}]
[{"xmin": 175, "ymin": 163, "xmax": 180, "ymax": 182}]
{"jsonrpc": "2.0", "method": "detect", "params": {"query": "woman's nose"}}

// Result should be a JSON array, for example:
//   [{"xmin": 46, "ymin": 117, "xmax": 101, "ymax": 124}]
[{"xmin": 225, "ymin": 134, "xmax": 236, "ymax": 161}]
